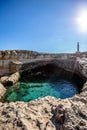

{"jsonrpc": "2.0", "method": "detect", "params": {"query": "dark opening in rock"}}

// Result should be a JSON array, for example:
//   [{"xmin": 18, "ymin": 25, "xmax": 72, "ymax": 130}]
[{"xmin": 20, "ymin": 63, "xmax": 85, "ymax": 90}]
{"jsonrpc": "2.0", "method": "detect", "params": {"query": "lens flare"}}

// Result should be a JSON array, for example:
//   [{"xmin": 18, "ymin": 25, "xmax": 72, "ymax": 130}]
[{"xmin": 76, "ymin": 8, "xmax": 87, "ymax": 33}]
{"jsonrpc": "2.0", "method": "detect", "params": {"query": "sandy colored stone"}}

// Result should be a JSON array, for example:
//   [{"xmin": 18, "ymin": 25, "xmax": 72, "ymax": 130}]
[
  {"xmin": 0, "ymin": 84, "xmax": 87, "ymax": 130},
  {"xmin": 0, "ymin": 51, "xmax": 87, "ymax": 129},
  {"xmin": 0, "ymin": 76, "xmax": 9, "ymax": 83},
  {"xmin": 0, "ymin": 72, "xmax": 20, "ymax": 86},
  {"xmin": 0, "ymin": 96, "xmax": 58, "ymax": 130},
  {"xmin": 0, "ymin": 50, "xmax": 86, "ymax": 77},
  {"xmin": 0, "ymin": 82, "xmax": 6, "ymax": 100}
]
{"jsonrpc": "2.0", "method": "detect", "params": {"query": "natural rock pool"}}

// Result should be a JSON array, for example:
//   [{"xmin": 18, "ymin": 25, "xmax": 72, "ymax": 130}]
[
  {"xmin": 4, "ymin": 79, "xmax": 80, "ymax": 102},
  {"xmin": 3, "ymin": 63, "xmax": 86, "ymax": 102}
]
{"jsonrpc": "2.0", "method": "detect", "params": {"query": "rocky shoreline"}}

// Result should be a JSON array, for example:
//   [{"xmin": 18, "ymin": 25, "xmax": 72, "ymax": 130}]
[{"xmin": 0, "ymin": 51, "xmax": 87, "ymax": 130}]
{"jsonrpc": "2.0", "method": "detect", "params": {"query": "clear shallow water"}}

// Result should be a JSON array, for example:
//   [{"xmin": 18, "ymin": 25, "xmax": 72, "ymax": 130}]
[{"xmin": 4, "ymin": 80, "xmax": 79, "ymax": 102}]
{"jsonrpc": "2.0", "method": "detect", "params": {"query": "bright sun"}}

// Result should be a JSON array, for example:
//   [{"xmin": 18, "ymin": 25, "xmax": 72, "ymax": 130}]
[{"xmin": 76, "ymin": 8, "xmax": 87, "ymax": 33}]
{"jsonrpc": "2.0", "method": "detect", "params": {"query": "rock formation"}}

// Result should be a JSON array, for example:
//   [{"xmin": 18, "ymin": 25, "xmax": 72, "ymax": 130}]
[
  {"xmin": 0, "ymin": 50, "xmax": 87, "ymax": 130},
  {"xmin": 0, "ymin": 72, "xmax": 20, "ymax": 86},
  {"xmin": 0, "ymin": 83, "xmax": 87, "ymax": 130},
  {"xmin": 78, "ymin": 58, "xmax": 87, "ymax": 78},
  {"xmin": 0, "ymin": 83, "xmax": 6, "ymax": 100},
  {"xmin": 52, "ymin": 81, "xmax": 87, "ymax": 129},
  {"xmin": 0, "ymin": 50, "xmax": 83, "ymax": 76}
]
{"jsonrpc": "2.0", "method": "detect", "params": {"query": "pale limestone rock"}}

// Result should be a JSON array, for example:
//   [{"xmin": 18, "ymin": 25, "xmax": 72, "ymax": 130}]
[
  {"xmin": 11, "ymin": 51, "xmax": 18, "ymax": 59},
  {"xmin": 78, "ymin": 58, "xmax": 87, "ymax": 78},
  {"xmin": 0, "ymin": 90, "xmax": 87, "ymax": 130},
  {"xmin": 50, "ymin": 82, "xmax": 87, "ymax": 129},
  {"xmin": 0, "ymin": 51, "xmax": 87, "ymax": 129},
  {"xmin": 0, "ymin": 72, "xmax": 20, "ymax": 86},
  {"xmin": 8, "ymin": 72, "xmax": 20, "ymax": 84},
  {"xmin": 0, "ymin": 96, "xmax": 58, "ymax": 130},
  {"xmin": 0, "ymin": 83, "xmax": 6, "ymax": 100},
  {"xmin": 0, "ymin": 76, "xmax": 8, "ymax": 83}
]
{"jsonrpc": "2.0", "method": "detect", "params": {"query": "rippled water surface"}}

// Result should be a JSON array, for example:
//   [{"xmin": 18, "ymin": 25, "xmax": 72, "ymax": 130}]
[{"xmin": 4, "ymin": 80, "xmax": 79, "ymax": 102}]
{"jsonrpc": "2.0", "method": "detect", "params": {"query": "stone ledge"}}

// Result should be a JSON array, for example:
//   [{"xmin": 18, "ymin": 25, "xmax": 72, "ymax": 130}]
[
  {"xmin": 0, "ymin": 72, "xmax": 20, "ymax": 86},
  {"xmin": 0, "ymin": 83, "xmax": 6, "ymax": 100}
]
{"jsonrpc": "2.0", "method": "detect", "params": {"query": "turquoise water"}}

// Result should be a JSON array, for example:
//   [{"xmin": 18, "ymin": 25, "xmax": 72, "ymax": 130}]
[{"xmin": 4, "ymin": 80, "xmax": 79, "ymax": 102}]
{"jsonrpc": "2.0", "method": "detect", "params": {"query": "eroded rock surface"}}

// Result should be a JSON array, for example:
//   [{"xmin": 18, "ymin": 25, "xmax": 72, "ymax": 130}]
[
  {"xmin": 0, "ymin": 72, "xmax": 20, "ymax": 86},
  {"xmin": 0, "ymin": 83, "xmax": 6, "ymax": 100},
  {"xmin": 0, "ymin": 50, "xmax": 85, "ymax": 76},
  {"xmin": 0, "ymin": 51, "xmax": 87, "ymax": 129},
  {"xmin": 52, "ymin": 81, "xmax": 87, "ymax": 130},
  {"xmin": 78, "ymin": 58, "xmax": 87, "ymax": 78},
  {"xmin": 0, "ymin": 81, "xmax": 87, "ymax": 130},
  {"xmin": 0, "ymin": 96, "xmax": 58, "ymax": 130}
]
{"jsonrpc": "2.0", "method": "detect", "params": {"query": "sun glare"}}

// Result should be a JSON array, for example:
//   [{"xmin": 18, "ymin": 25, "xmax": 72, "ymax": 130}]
[{"xmin": 76, "ymin": 8, "xmax": 87, "ymax": 33}]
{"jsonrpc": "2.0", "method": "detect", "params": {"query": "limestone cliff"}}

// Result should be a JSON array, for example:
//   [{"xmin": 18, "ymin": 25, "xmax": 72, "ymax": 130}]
[{"xmin": 0, "ymin": 50, "xmax": 82, "ymax": 76}]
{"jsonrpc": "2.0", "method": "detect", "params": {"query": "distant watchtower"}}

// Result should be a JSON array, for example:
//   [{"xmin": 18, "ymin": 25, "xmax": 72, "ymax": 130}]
[
  {"xmin": 77, "ymin": 42, "xmax": 80, "ymax": 53},
  {"xmin": 76, "ymin": 42, "xmax": 81, "ymax": 57}
]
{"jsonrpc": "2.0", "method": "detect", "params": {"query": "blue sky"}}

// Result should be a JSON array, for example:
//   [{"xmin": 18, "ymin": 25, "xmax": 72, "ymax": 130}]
[{"xmin": 0, "ymin": 0, "xmax": 87, "ymax": 53}]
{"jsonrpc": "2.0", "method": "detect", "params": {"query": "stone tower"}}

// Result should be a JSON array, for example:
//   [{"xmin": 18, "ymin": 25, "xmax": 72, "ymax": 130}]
[{"xmin": 77, "ymin": 42, "xmax": 80, "ymax": 53}]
